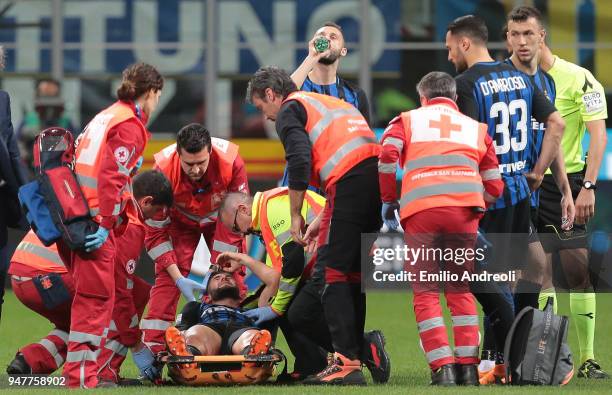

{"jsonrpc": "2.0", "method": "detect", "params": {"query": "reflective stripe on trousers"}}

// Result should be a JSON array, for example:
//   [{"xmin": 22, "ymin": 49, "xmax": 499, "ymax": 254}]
[
  {"xmin": 38, "ymin": 338, "xmax": 65, "ymax": 367},
  {"xmin": 425, "ymin": 345, "xmax": 453, "ymax": 363}
]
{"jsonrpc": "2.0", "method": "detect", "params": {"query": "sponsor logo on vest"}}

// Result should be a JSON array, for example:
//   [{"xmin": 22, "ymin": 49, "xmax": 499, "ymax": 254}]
[{"xmin": 272, "ymin": 219, "xmax": 285, "ymax": 231}]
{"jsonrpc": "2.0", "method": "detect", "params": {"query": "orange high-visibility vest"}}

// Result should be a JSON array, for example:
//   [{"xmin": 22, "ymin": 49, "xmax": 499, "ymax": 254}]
[
  {"xmin": 283, "ymin": 92, "xmax": 380, "ymax": 190},
  {"xmin": 398, "ymin": 102, "xmax": 489, "ymax": 220},
  {"xmin": 11, "ymin": 230, "xmax": 66, "ymax": 273},
  {"xmin": 256, "ymin": 187, "xmax": 324, "ymax": 271},
  {"xmin": 74, "ymin": 101, "xmax": 147, "ymax": 223},
  {"xmin": 154, "ymin": 138, "xmax": 238, "ymax": 226}
]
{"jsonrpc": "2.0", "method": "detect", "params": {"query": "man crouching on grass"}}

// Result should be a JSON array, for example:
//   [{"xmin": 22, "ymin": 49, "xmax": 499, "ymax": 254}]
[{"xmin": 165, "ymin": 253, "xmax": 280, "ymax": 364}]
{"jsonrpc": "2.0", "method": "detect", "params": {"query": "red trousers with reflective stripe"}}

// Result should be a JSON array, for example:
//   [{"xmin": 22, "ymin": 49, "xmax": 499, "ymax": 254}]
[
  {"xmin": 403, "ymin": 207, "xmax": 481, "ymax": 370},
  {"xmin": 98, "ymin": 224, "xmax": 151, "ymax": 382},
  {"xmin": 11, "ymin": 273, "xmax": 74, "ymax": 374},
  {"xmin": 142, "ymin": 219, "xmax": 245, "ymax": 353},
  {"xmin": 57, "ymin": 233, "xmax": 117, "ymax": 388}
]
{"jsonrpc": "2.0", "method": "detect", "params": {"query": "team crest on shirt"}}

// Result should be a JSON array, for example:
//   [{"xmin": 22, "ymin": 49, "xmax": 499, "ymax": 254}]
[
  {"xmin": 126, "ymin": 259, "xmax": 136, "ymax": 274},
  {"xmin": 114, "ymin": 146, "xmax": 130, "ymax": 164}
]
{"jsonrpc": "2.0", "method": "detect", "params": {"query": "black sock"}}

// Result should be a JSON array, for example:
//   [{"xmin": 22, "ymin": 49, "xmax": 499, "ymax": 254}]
[
  {"xmin": 514, "ymin": 279, "xmax": 542, "ymax": 313},
  {"xmin": 482, "ymin": 316, "xmax": 496, "ymax": 353},
  {"xmin": 471, "ymin": 281, "xmax": 515, "ymax": 353}
]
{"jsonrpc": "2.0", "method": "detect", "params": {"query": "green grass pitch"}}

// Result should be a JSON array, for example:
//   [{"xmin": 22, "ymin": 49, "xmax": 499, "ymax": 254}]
[{"xmin": 1, "ymin": 290, "xmax": 611, "ymax": 394}]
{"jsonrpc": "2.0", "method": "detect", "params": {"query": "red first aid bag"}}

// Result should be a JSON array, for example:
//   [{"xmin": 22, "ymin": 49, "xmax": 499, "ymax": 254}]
[{"xmin": 29, "ymin": 127, "xmax": 97, "ymax": 250}]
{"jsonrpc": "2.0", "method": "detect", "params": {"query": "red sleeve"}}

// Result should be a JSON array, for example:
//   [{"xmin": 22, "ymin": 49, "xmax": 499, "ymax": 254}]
[
  {"xmin": 228, "ymin": 153, "xmax": 249, "ymax": 194},
  {"xmin": 144, "ymin": 209, "xmax": 176, "ymax": 273},
  {"xmin": 478, "ymin": 133, "xmax": 504, "ymax": 205},
  {"xmin": 98, "ymin": 119, "xmax": 146, "ymax": 229},
  {"xmin": 378, "ymin": 116, "xmax": 406, "ymax": 203}
]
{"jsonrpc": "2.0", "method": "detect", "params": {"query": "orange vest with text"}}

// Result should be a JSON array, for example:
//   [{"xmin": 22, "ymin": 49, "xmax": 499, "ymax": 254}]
[
  {"xmin": 11, "ymin": 231, "xmax": 66, "ymax": 273},
  {"xmin": 257, "ymin": 187, "xmax": 324, "ymax": 271},
  {"xmin": 154, "ymin": 138, "xmax": 238, "ymax": 226},
  {"xmin": 74, "ymin": 101, "xmax": 147, "ymax": 224},
  {"xmin": 398, "ymin": 102, "xmax": 489, "ymax": 220},
  {"xmin": 283, "ymin": 91, "xmax": 380, "ymax": 190}
]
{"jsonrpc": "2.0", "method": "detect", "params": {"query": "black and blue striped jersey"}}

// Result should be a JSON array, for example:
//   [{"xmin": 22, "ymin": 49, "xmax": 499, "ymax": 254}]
[
  {"xmin": 455, "ymin": 61, "xmax": 556, "ymax": 209},
  {"xmin": 280, "ymin": 76, "xmax": 370, "ymax": 190},
  {"xmin": 199, "ymin": 303, "xmax": 252, "ymax": 326},
  {"xmin": 504, "ymin": 59, "xmax": 557, "ymax": 207}
]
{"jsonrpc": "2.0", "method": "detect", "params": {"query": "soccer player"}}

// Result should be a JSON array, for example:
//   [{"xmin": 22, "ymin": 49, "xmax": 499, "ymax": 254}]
[
  {"xmin": 280, "ymin": 21, "xmax": 371, "ymax": 190},
  {"xmin": 538, "ymin": 38, "xmax": 609, "ymax": 379},
  {"xmin": 445, "ymin": 14, "xmax": 565, "ymax": 377},
  {"xmin": 475, "ymin": 6, "xmax": 576, "ymax": 384},
  {"xmin": 291, "ymin": 21, "xmax": 370, "ymax": 122}
]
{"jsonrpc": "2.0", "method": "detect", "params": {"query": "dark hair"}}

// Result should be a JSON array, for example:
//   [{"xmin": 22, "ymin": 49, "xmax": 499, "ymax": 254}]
[
  {"xmin": 447, "ymin": 15, "xmax": 488, "ymax": 44},
  {"xmin": 132, "ymin": 170, "xmax": 173, "ymax": 207},
  {"xmin": 416, "ymin": 71, "xmax": 456, "ymax": 100},
  {"xmin": 507, "ymin": 6, "xmax": 544, "ymax": 28},
  {"xmin": 501, "ymin": 23, "xmax": 508, "ymax": 41},
  {"xmin": 246, "ymin": 66, "xmax": 298, "ymax": 103},
  {"xmin": 323, "ymin": 21, "xmax": 343, "ymax": 33},
  {"xmin": 116, "ymin": 62, "xmax": 164, "ymax": 101},
  {"xmin": 176, "ymin": 123, "xmax": 212, "ymax": 154}
]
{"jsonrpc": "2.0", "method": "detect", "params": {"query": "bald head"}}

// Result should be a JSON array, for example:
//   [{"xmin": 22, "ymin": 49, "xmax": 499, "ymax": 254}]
[{"xmin": 218, "ymin": 192, "xmax": 253, "ymax": 234}]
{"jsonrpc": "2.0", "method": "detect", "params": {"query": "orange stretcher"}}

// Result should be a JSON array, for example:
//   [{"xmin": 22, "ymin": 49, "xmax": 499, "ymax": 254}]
[{"xmin": 156, "ymin": 350, "xmax": 286, "ymax": 385}]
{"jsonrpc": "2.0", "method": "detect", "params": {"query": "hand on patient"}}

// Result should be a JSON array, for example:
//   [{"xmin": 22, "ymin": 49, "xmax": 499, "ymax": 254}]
[{"xmin": 175, "ymin": 276, "xmax": 207, "ymax": 302}]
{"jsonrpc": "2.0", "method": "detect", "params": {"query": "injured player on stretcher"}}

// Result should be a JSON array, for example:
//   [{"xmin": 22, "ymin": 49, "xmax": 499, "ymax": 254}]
[{"xmin": 165, "ymin": 252, "xmax": 280, "ymax": 362}]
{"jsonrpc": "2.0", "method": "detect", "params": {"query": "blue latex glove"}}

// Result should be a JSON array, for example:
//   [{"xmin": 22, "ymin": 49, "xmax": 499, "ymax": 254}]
[
  {"xmin": 176, "ymin": 276, "xmax": 206, "ymax": 302},
  {"xmin": 131, "ymin": 346, "xmax": 160, "ymax": 381},
  {"xmin": 130, "ymin": 156, "xmax": 144, "ymax": 176},
  {"xmin": 381, "ymin": 201, "xmax": 400, "ymax": 231},
  {"xmin": 244, "ymin": 306, "xmax": 279, "ymax": 326},
  {"xmin": 84, "ymin": 226, "xmax": 110, "ymax": 252}
]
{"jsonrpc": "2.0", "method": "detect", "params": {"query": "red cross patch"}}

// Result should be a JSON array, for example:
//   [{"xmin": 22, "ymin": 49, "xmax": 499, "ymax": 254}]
[
  {"xmin": 114, "ymin": 146, "xmax": 130, "ymax": 164},
  {"xmin": 126, "ymin": 259, "xmax": 136, "ymax": 274}
]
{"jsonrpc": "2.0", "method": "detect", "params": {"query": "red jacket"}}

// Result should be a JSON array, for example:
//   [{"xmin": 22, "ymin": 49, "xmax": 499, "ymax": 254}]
[{"xmin": 145, "ymin": 139, "xmax": 249, "ymax": 271}]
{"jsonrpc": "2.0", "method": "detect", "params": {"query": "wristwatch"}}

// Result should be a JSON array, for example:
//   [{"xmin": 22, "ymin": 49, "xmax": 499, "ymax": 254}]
[{"xmin": 582, "ymin": 180, "xmax": 597, "ymax": 190}]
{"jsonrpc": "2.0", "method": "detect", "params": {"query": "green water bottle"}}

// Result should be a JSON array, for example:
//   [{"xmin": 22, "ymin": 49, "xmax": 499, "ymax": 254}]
[{"xmin": 314, "ymin": 37, "xmax": 330, "ymax": 53}]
